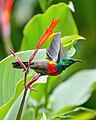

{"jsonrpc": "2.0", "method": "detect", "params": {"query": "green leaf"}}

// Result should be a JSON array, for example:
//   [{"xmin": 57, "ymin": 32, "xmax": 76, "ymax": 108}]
[
  {"xmin": 21, "ymin": 3, "xmax": 78, "ymax": 50},
  {"xmin": 38, "ymin": 0, "xmax": 53, "ymax": 12},
  {"xmin": 51, "ymin": 69, "xmax": 96, "ymax": 113},
  {"xmin": 0, "ymin": 75, "xmax": 48, "ymax": 120},
  {"xmin": 51, "ymin": 107, "xmax": 96, "ymax": 120},
  {"xmin": 0, "ymin": 78, "xmax": 28, "ymax": 120},
  {"xmin": 61, "ymin": 34, "xmax": 85, "ymax": 47},
  {"xmin": 67, "ymin": 46, "xmax": 76, "ymax": 57},
  {"xmin": 41, "ymin": 112, "xmax": 47, "ymax": 120},
  {"xmin": 30, "ymin": 82, "xmax": 47, "ymax": 102},
  {"xmin": 3, "ymin": 90, "xmax": 30, "ymax": 120},
  {"xmin": 0, "ymin": 46, "xmax": 78, "ymax": 119},
  {"xmin": 38, "ymin": 0, "xmax": 47, "ymax": 12},
  {"xmin": 0, "ymin": 49, "xmax": 47, "ymax": 119},
  {"xmin": 22, "ymin": 108, "xmax": 35, "ymax": 120}
]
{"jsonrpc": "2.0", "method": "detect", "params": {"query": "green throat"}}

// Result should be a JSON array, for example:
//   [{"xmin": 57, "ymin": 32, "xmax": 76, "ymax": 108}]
[{"xmin": 56, "ymin": 58, "xmax": 76, "ymax": 74}]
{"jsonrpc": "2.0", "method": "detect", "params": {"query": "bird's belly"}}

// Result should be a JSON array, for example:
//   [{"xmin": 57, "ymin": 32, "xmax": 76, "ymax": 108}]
[
  {"xmin": 48, "ymin": 61, "xmax": 59, "ymax": 76},
  {"xmin": 30, "ymin": 61, "xmax": 48, "ymax": 75}
]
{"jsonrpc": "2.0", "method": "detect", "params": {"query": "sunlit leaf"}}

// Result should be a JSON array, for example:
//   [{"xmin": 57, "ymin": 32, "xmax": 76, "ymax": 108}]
[
  {"xmin": 51, "ymin": 107, "xmax": 96, "ymax": 120},
  {"xmin": 38, "ymin": 0, "xmax": 53, "ymax": 12},
  {"xmin": 0, "ymin": 49, "xmax": 47, "ymax": 119},
  {"xmin": 61, "ymin": 34, "xmax": 85, "ymax": 47},
  {"xmin": 0, "ymin": 77, "xmax": 29, "ymax": 120},
  {"xmin": 3, "ymin": 90, "xmax": 30, "ymax": 120},
  {"xmin": 41, "ymin": 112, "xmax": 47, "ymax": 120},
  {"xmin": 51, "ymin": 69, "xmax": 96, "ymax": 112},
  {"xmin": 22, "ymin": 108, "xmax": 35, "ymax": 120},
  {"xmin": 67, "ymin": 46, "xmax": 76, "ymax": 57},
  {"xmin": 21, "ymin": 3, "xmax": 78, "ymax": 50},
  {"xmin": 38, "ymin": 0, "xmax": 47, "ymax": 12},
  {"xmin": 0, "ymin": 3, "xmax": 83, "ymax": 119}
]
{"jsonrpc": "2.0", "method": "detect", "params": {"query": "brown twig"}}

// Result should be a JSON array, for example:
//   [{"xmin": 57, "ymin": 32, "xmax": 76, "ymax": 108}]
[
  {"xmin": 16, "ymin": 87, "xmax": 28, "ymax": 120},
  {"xmin": 16, "ymin": 49, "xmax": 39, "ymax": 120},
  {"xmin": 14, "ymin": 19, "xmax": 60, "ymax": 120}
]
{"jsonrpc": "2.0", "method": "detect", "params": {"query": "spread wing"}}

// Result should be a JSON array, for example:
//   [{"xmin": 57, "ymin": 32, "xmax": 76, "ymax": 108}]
[
  {"xmin": 59, "ymin": 46, "xmax": 67, "ymax": 61},
  {"xmin": 46, "ymin": 31, "xmax": 67, "ymax": 62}
]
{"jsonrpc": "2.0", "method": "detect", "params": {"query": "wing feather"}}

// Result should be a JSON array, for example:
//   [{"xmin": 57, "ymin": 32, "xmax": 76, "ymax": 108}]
[
  {"xmin": 46, "ymin": 31, "xmax": 61, "ymax": 62},
  {"xmin": 59, "ymin": 46, "xmax": 67, "ymax": 61},
  {"xmin": 46, "ymin": 31, "xmax": 67, "ymax": 62}
]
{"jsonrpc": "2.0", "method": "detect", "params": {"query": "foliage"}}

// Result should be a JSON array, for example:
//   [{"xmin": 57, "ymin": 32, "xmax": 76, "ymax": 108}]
[
  {"xmin": 0, "ymin": 1, "xmax": 96, "ymax": 120},
  {"xmin": 21, "ymin": 3, "xmax": 78, "ymax": 51},
  {"xmin": 51, "ymin": 107, "xmax": 96, "ymax": 120}
]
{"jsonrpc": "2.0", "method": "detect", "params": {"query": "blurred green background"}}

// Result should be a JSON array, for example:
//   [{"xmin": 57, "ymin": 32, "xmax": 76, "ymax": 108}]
[
  {"xmin": 0, "ymin": 0, "xmax": 96, "ymax": 119},
  {"xmin": 1, "ymin": 0, "xmax": 96, "ymax": 102},
  {"xmin": 0, "ymin": 0, "xmax": 96, "ymax": 69}
]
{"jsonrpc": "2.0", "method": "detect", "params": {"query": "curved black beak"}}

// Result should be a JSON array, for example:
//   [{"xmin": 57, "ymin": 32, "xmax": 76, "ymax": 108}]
[{"xmin": 75, "ymin": 59, "xmax": 85, "ymax": 63}]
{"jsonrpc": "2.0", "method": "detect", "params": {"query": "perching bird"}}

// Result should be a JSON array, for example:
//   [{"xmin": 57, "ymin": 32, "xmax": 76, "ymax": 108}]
[{"xmin": 12, "ymin": 31, "xmax": 83, "ymax": 76}]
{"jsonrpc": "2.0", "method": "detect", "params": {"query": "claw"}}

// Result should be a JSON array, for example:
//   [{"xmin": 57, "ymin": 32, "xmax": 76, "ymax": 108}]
[
  {"xmin": 26, "ymin": 84, "xmax": 37, "ymax": 92},
  {"xmin": 29, "ymin": 86, "xmax": 37, "ymax": 92},
  {"xmin": 25, "ymin": 73, "xmax": 41, "ymax": 92}
]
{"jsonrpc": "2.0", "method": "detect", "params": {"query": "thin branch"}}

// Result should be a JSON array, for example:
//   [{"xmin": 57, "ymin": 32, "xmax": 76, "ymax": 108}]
[
  {"xmin": 15, "ymin": 19, "xmax": 60, "ymax": 120},
  {"xmin": 8, "ymin": 47, "xmax": 27, "ymax": 71},
  {"xmin": 16, "ymin": 88, "xmax": 28, "ymax": 120},
  {"xmin": 16, "ymin": 49, "xmax": 39, "ymax": 120},
  {"xmin": 24, "ymin": 72, "xmax": 27, "ymax": 86}
]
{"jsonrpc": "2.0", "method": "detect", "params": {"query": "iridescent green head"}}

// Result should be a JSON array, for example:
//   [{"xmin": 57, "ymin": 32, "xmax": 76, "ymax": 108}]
[{"xmin": 56, "ymin": 57, "xmax": 83, "ymax": 74}]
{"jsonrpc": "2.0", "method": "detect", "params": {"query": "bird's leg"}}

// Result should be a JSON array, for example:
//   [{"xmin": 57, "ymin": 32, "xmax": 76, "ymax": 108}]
[{"xmin": 26, "ymin": 73, "xmax": 41, "ymax": 91}]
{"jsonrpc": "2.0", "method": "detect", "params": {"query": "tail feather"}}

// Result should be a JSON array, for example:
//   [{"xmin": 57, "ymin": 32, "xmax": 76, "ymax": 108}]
[{"xmin": 12, "ymin": 62, "xmax": 28, "ymax": 69}]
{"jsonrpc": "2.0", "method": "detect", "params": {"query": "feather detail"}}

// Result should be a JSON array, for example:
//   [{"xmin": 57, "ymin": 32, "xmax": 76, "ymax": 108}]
[
  {"xmin": 46, "ymin": 31, "xmax": 61, "ymax": 62},
  {"xmin": 46, "ymin": 31, "xmax": 67, "ymax": 62},
  {"xmin": 48, "ymin": 61, "xmax": 58, "ymax": 76}
]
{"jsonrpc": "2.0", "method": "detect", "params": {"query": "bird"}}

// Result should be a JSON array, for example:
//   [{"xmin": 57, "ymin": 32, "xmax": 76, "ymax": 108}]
[{"xmin": 12, "ymin": 31, "xmax": 83, "ymax": 76}]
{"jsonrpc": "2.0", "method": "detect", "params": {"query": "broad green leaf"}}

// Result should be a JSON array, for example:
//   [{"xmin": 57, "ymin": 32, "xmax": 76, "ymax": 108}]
[
  {"xmin": 22, "ymin": 108, "xmax": 35, "ymax": 120},
  {"xmin": 3, "ymin": 90, "xmax": 30, "ymax": 120},
  {"xmin": 0, "ymin": 49, "xmax": 46, "ymax": 106},
  {"xmin": 38, "ymin": 0, "xmax": 53, "ymax": 12},
  {"xmin": 51, "ymin": 107, "xmax": 96, "ymax": 120},
  {"xmin": 30, "ymin": 82, "xmax": 47, "ymax": 102},
  {"xmin": 67, "ymin": 46, "xmax": 76, "ymax": 57},
  {"xmin": 0, "ymin": 49, "xmax": 48, "ymax": 119},
  {"xmin": 38, "ymin": 0, "xmax": 47, "ymax": 12},
  {"xmin": 0, "ymin": 80, "xmax": 23, "ymax": 119},
  {"xmin": 47, "ymin": 0, "xmax": 53, "ymax": 7},
  {"xmin": 51, "ymin": 69, "xmax": 96, "ymax": 112},
  {"xmin": 61, "ymin": 34, "xmax": 85, "ymax": 47},
  {"xmin": 0, "ymin": 44, "xmax": 78, "ymax": 119},
  {"xmin": 41, "ymin": 112, "xmax": 47, "ymax": 120},
  {"xmin": 0, "ymin": 77, "xmax": 29, "ymax": 120},
  {"xmin": 55, "ymin": 106, "xmax": 75, "ymax": 116},
  {"xmin": 0, "ymin": 76, "xmax": 47, "ymax": 120},
  {"xmin": 21, "ymin": 3, "xmax": 78, "ymax": 50}
]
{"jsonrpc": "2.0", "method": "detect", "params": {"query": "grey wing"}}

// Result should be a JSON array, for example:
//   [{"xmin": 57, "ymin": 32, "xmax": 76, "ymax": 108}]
[
  {"xmin": 58, "ymin": 45, "xmax": 67, "ymax": 61},
  {"xmin": 46, "ymin": 31, "xmax": 67, "ymax": 62},
  {"xmin": 46, "ymin": 31, "xmax": 61, "ymax": 62}
]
